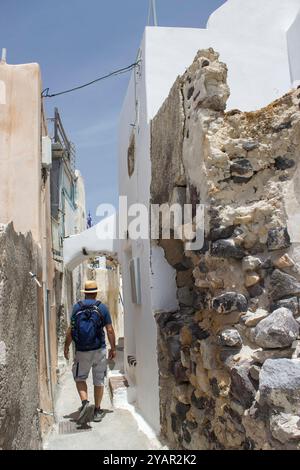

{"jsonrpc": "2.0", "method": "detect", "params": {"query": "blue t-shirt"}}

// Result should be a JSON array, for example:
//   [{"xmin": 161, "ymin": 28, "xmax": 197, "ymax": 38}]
[{"xmin": 71, "ymin": 299, "xmax": 112, "ymax": 349}]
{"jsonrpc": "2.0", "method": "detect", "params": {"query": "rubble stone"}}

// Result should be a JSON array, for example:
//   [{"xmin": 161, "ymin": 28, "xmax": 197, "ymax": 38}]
[
  {"xmin": 212, "ymin": 292, "xmax": 248, "ymax": 314},
  {"xmin": 175, "ymin": 401, "xmax": 191, "ymax": 420},
  {"xmin": 274, "ymin": 156, "xmax": 295, "ymax": 170},
  {"xmin": 271, "ymin": 297, "xmax": 299, "ymax": 317},
  {"xmin": 209, "ymin": 225, "xmax": 235, "ymax": 242},
  {"xmin": 254, "ymin": 308, "xmax": 299, "ymax": 349},
  {"xmin": 270, "ymin": 413, "xmax": 300, "ymax": 444},
  {"xmin": 249, "ymin": 365, "xmax": 260, "ymax": 382},
  {"xmin": 252, "ymin": 348, "xmax": 294, "ymax": 364},
  {"xmin": 218, "ymin": 329, "xmax": 242, "ymax": 348},
  {"xmin": 270, "ymin": 270, "xmax": 300, "ymax": 301},
  {"xmin": 211, "ymin": 239, "xmax": 246, "ymax": 259},
  {"xmin": 230, "ymin": 159, "xmax": 254, "ymax": 183},
  {"xmin": 259, "ymin": 359, "xmax": 300, "ymax": 413},
  {"xmin": 245, "ymin": 272, "xmax": 260, "ymax": 287},
  {"xmin": 200, "ymin": 338, "xmax": 218, "ymax": 370},
  {"xmin": 247, "ymin": 284, "xmax": 264, "ymax": 298},
  {"xmin": 230, "ymin": 365, "xmax": 256, "ymax": 409},
  {"xmin": 177, "ymin": 286, "xmax": 194, "ymax": 306},
  {"xmin": 242, "ymin": 141, "xmax": 259, "ymax": 152},
  {"xmin": 242, "ymin": 308, "xmax": 269, "ymax": 327},
  {"xmin": 274, "ymin": 254, "xmax": 295, "ymax": 269},
  {"xmin": 173, "ymin": 361, "xmax": 189, "ymax": 384},
  {"xmin": 242, "ymin": 256, "xmax": 262, "ymax": 272},
  {"xmin": 167, "ymin": 335, "xmax": 181, "ymax": 361},
  {"xmin": 267, "ymin": 227, "xmax": 291, "ymax": 251}
]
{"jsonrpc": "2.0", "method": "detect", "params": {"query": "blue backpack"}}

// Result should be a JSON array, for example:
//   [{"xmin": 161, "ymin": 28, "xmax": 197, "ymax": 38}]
[{"xmin": 72, "ymin": 300, "xmax": 104, "ymax": 351}]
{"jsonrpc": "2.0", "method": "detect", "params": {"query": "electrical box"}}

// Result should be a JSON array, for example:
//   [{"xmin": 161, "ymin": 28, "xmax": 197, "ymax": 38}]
[
  {"xmin": 42, "ymin": 136, "xmax": 52, "ymax": 168},
  {"xmin": 129, "ymin": 257, "xmax": 141, "ymax": 305}
]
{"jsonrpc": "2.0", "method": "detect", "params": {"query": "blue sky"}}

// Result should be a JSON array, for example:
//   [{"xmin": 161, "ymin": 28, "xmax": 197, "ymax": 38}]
[{"xmin": 0, "ymin": 0, "xmax": 225, "ymax": 222}]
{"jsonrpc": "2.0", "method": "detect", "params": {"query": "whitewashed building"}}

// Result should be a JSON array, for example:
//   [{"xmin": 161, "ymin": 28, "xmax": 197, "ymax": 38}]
[{"xmin": 118, "ymin": 0, "xmax": 300, "ymax": 434}]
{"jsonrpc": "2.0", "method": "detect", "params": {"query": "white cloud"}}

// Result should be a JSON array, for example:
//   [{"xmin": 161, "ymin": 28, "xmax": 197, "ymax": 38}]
[
  {"xmin": 74, "ymin": 115, "xmax": 117, "ymax": 138},
  {"xmin": 73, "ymin": 115, "xmax": 118, "ymax": 149}
]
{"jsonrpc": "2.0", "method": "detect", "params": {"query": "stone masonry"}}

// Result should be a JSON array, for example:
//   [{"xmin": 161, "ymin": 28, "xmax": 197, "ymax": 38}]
[{"xmin": 151, "ymin": 48, "xmax": 300, "ymax": 449}]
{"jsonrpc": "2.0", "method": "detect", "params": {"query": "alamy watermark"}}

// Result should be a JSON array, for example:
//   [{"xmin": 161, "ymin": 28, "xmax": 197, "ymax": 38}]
[{"xmin": 94, "ymin": 196, "xmax": 205, "ymax": 251}]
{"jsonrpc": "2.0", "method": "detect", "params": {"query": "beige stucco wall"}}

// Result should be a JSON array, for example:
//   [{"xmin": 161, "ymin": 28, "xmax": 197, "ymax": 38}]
[
  {"xmin": 0, "ymin": 61, "xmax": 42, "ymax": 242},
  {"xmin": 0, "ymin": 60, "xmax": 57, "ymax": 442}
]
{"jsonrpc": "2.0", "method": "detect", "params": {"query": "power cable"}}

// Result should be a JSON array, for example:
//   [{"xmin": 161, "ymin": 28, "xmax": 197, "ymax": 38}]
[{"xmin": 42, "ymin": 61, "xmax": 140, "ymax": 98}]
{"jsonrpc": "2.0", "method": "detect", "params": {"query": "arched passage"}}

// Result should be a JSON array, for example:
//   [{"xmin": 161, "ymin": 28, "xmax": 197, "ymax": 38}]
[{"xmin": 63, "ymin": 214, "xmax": 118, "ymax": 271}]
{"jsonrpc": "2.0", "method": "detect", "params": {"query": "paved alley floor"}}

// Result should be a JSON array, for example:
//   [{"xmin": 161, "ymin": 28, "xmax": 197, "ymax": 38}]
[{"xmin": 44, "ymin": 367, "xmax": 161, "ymax": 451}]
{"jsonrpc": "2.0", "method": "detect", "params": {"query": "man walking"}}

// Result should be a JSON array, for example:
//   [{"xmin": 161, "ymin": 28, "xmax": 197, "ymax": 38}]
[{"xmin": 64, "ymin": 280, "xmax": 116, "ymax": 423}]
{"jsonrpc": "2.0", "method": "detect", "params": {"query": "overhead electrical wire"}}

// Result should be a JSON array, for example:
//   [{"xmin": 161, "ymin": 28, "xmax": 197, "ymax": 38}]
[{"xmin": 41, "ymin": 61, "xmax": 140, "ymax": 98}]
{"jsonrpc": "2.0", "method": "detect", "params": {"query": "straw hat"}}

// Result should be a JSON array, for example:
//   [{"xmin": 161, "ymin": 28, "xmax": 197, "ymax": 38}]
[{"xmin": 81, "ymin": 280, "xmax": 100, "ymax": 294}]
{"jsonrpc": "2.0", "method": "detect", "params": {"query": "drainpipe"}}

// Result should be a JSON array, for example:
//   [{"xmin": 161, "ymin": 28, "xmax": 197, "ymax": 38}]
[
  {"xmin": 41, "ymin": 177, "xmax": 55, "ymax": 415},
  {"xmin": 42, "ymin": 282, "xmax": 53, "ymax": 403}
]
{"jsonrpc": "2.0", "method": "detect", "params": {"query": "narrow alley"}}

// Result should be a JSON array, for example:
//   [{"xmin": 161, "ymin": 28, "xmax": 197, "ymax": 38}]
[
  {"xmin": 2, "ymin": 0, "xmax": 300, "ymax": 456},
  {"xmin": 45, "ymin": 344, "xmax": 162, "ymax": 451}
]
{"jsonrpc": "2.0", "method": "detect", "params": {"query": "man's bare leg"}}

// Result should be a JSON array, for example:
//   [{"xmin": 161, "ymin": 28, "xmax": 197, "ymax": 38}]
[
  {"xmin": 76, "ymin": 381, "xmax": 90, "ymax": 422},
  {"xmin": 94, "ymin": 385, "xmax": 104, "ymax": 409},
  {"xmin": 76, "ymin": 381, "xmax": 88, "ymax": 401}
]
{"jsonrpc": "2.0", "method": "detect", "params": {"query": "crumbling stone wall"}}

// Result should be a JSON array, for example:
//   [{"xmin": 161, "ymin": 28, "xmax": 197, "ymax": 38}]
[
  {"xmin": 0, "ymin": 223, "xmax": 41, "ymax": 449},
  {"xmin": 151, "ymin": 49, "xmax": 300, "ymax": 449}
]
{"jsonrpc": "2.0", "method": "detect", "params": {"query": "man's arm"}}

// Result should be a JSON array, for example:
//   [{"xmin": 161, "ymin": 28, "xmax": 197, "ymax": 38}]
[
  {"xmin": 64, "ymin": 326, "xmax": 72, "ymax": 360},
  {"xmin": 105, "ymin": 324, "xmax": 116, "ymax": 360}
]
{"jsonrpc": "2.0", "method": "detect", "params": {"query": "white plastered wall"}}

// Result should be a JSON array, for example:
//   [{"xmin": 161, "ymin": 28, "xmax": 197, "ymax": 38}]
[{"xmin": 120, "ymin": 0, "xmax": 300, "ymax": 435}]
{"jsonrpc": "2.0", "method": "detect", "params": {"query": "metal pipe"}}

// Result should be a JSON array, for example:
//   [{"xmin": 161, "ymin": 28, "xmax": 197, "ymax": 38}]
[
  {"xmin": 41, "ymin": 180, "xmax": 55, "ymax": 415},
  {"xmin": 147, "ymin": 0, "xmax": 151, "ymax": 25},
  {"xmin": 29, "ymin": 272, "xmax": 42, "ymax": 288},
  {"xmin": 152, "ymin": 0, "xmax": 158, "ymax": 26},
  {"xmin": 1, "ymin": 48, "xmax": 7, "ymax": 63},
  {"xmin": 147, "ymin": 0, "xmax": 158, "ymax": 26},
  {"xmin": 37, "ymin": 408, "xmax": 55, "ymax": 417}
]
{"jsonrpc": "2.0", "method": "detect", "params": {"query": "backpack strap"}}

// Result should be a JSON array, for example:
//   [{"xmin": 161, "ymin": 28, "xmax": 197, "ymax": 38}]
[
  {"xmin": 75, "ymin": 300, "xmax": 88, "ymax": 317},
  {"xmin": 75, "ymin": 300, "xmax": 103, "ymax": 320},
  {"xmin": 93, "ymin": 301, "xmax": 104, "ymax": 325}
]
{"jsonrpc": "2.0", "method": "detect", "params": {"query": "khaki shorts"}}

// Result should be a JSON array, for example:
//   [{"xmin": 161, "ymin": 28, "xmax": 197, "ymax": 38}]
[{"xmin": 72, "ymin": 348, "xmax": 107, "ymax": 386}]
